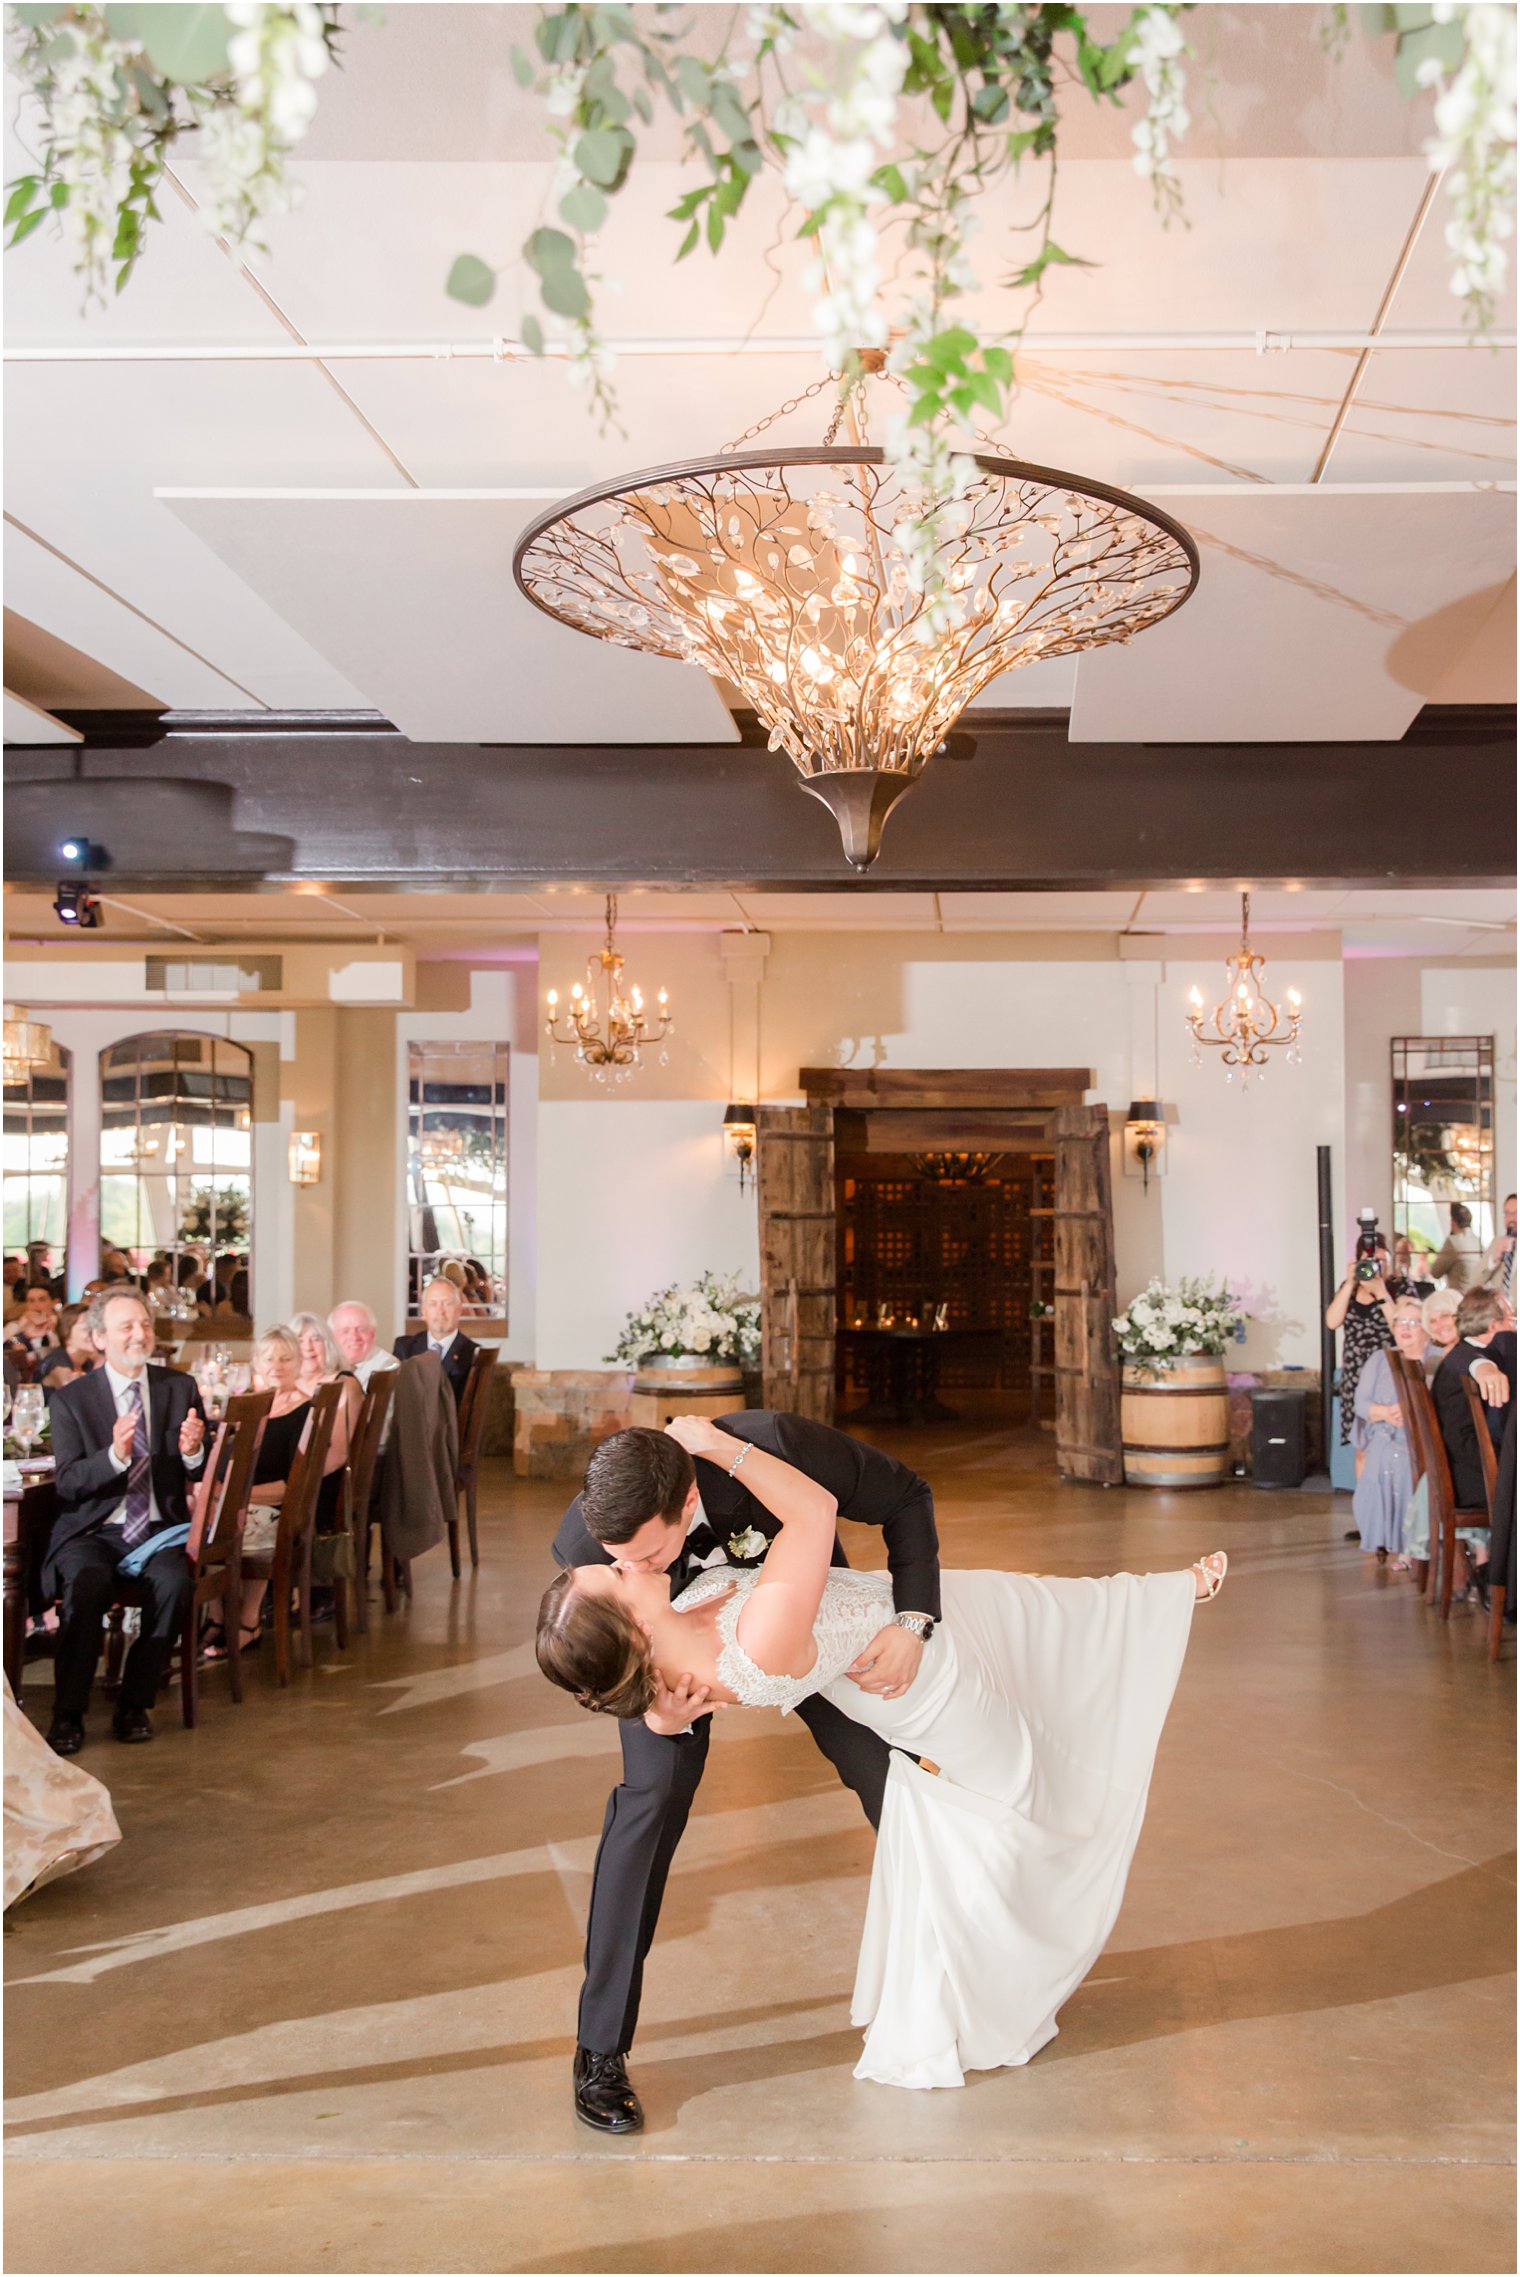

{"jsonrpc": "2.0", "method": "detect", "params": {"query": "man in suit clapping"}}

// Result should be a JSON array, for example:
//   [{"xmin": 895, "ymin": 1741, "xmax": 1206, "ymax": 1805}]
[
  {"xmin": 45, "ymin": 1289, "xmax": 207, "ymax": 1755},
  {"xmin": 393, "ymin": 1274, "xmax": 479, "ymax": 1408}
]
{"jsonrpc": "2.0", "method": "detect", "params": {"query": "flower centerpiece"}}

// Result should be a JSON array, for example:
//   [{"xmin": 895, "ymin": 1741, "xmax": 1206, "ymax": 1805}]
[
  {"xmin": 1112, "ymin": 1276, "xmax": 1243, "ymax": 1373},
  {"xmin": 607, "ymin": 1270, "xmax": 760, "ymax": 1371}
]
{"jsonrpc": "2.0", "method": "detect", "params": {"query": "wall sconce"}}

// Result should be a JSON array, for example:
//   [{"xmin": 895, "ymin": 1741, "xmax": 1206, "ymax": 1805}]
[
  {"xmin": 723, "ymin": 1102, "xmax": 757, "ymax": 1194},
  {"xmin": 288, "ymin": 1130, "xmax": 322, "ymax": 1186},
  {"xmin": 1123, "ymin": 1099, "xmax": 1168, "ymax": 1191}
]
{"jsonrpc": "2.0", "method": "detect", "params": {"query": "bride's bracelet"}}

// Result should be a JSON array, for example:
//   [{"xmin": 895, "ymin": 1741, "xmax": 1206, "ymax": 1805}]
[{"xmin": 727, "ymin": 1441, "xmax": 752, "ymax": 1479}]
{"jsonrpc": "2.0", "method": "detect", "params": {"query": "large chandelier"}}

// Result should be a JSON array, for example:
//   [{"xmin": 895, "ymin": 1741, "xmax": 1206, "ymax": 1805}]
[
  {"xmin": 545, "ymin": 895, "xmax": 673, "ymax": 1083},
  {"xmin": 513, "ymin": 373, "xmax": 1199, "ymax": 868},
  {"xmin": 2, "ymin": 1005, "xmax": 54, "ymax": 1087},
  {"xmin": 1185, "ymin": 895, "xmax": 1304, "ymax": 1082}
]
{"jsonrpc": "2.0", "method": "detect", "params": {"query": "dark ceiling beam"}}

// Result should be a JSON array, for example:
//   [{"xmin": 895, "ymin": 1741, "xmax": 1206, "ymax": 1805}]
[{"xmin": 4, "ymin": 704, "xmax": 1514, "ymax": 893}]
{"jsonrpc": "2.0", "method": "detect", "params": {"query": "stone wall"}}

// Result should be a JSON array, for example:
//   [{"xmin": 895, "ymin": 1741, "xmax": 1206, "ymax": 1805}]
[{"xmin": 510, "ymin": 1368, "xmax": 632, "ymax": 1480}]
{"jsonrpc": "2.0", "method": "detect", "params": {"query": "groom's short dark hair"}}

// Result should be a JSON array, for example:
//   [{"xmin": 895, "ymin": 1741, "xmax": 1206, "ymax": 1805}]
[{"xmin": 583, "ymin": 1428, "xmax": 695, "ymax": 1544}]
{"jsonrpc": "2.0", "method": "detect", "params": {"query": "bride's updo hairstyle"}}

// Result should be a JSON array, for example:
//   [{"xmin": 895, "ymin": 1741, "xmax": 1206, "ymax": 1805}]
[{"xmin": 536, "ymin": 1569, "xmax": 657, "ymax": 1719}]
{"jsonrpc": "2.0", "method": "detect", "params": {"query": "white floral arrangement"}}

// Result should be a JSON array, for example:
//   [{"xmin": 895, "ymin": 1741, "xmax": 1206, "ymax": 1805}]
[
  {"xmin": 607, "ymin": 1270, "xmax": 760, "ymax": 1369},
  {"xmin": 1112, "ymin": 1276, "xmax": 1243, "ymax": 1368}
]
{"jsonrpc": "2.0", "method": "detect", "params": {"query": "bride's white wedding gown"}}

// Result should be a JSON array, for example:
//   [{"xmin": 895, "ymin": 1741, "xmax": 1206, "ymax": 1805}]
[{"xmin": 673, "ymin": 1563, "xmax": 1196, "ymax": 2090}]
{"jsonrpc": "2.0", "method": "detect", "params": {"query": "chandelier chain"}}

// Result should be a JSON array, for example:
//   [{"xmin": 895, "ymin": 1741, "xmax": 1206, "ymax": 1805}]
[{"xmin": 720, "ymin": 371, "xmax": 837, "ymax": 455}]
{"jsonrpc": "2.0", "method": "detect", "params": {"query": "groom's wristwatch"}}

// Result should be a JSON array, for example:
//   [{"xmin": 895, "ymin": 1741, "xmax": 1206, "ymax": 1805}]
[{"xmin": 893, "ymin": 1611, "xmax": 936, "ymax": 1642}]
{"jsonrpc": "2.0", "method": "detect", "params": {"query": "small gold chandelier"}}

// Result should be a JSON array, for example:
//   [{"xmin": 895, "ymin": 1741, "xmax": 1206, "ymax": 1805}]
[
  {"xmin": 1185, "ymin": 895, "xmax": 1303, "ymax": 1082},
  {"xmin": 2, "ymin": 1004, "xmax": 55, "ymax": 1087},
  {"xmin": 908, "ymin": 1151, "xmax": 1005, "ymax": 1185},
  {"xmin": 513, "ymin": 371, "xmax": 1199, "ymax": 869},
  {"xmin": 545, "ymin": 896, "xmax": 672, "ymax": 1083}
]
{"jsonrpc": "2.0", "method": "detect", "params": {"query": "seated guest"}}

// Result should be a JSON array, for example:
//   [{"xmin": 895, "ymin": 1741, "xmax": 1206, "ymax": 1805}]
[
  {"xmin": 143, "ymin": 1257, "xmax": 176, "ymax": 1314},
  {"xmin": 39, "ymin": 1304, "xmax": 100, "ymax": 1393},
  {"xmin": 329, "ymin": 1300, "xmax": 400, "ymax": 1392},
  {"xmin": 175, "ymin": 1253, "xmax": 211, "ymax": 1316},
  {"xmin": 4, "ymin": 1285, "xmax": 60, "ymax": 1377},
  {"xmin": 394, "ymin": 1275, "xmax": 479, "ymax": 1407},
  {"xmin": 99, "ymin": 1246, "xmax": 137, "ymax": 1286},
  {"xmin": 291, "ymin": 1309, "xmax": 364, "ymax": 1448},
  {"xmin": 26, "ymin": 1240, "xmax": 65, "ymax": 1299},
  {"xmin": 45, "ymin": 1288, "xmax": 206, "ymax": 1753},
  {"xmin": 1352, "ymin": 1298, "xmax": 1428, "ymax": 1567},
  {"xmin": 202, "ymin": 1326, "xmax": 352, "ymax": 1660},
  {"xmin": 1421, "ymin": 1288, "xmax": 1463, "ymax": 1379},
  {"xmin": 1430, "ymin": 1201, "xmax": 1484, "ymax": 1293},
  {"xmin": 1434, "ymin": 1289, "xmax": 1516, "ymax": 1506}
]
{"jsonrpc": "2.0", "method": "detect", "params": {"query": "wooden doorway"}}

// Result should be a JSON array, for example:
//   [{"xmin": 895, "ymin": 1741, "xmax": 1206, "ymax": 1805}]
[{"xmin": 757, "ymin": 1071, "xmax": 1122, "ymax": 1483}]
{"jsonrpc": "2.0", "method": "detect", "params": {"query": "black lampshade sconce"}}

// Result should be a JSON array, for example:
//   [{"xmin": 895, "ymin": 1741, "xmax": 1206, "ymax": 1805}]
[
  {"xmin": 1124, "ymin": 1099, "xmax": 1168, "ymax": 1191},
  {"xmin": 723, "ymin": 1102, "xmax": 757, "ymax": 1193}
]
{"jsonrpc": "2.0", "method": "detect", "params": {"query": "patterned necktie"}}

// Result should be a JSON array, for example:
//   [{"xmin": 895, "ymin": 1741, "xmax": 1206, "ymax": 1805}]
[
  {"xmin": 1504, "ymin": 1246, "xmax": 1514, "ymax": 1298},
  {"xmin": 122, "ymin": 1380, "xmax": 152, "ymax": 1547},
  {"xmin": 432, "ymin": 1340, "xmax": 446, "ymax": 1356}
]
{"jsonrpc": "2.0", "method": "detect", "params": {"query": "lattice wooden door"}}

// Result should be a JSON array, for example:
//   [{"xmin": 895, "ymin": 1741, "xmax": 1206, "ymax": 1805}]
[
  {"xmin": 1052, "ymin": 1102, "xmax": 1122, "ymax": 1483},
  {"xmin": 756, "ymin": 1104, "xmax": 836, "ymax": 1421}
]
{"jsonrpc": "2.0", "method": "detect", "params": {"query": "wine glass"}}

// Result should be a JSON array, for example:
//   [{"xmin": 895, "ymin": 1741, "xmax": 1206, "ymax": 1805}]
[
  {"xmin": 11, "ymin": 1385, "xmax": 44, "ymax": 1460},
  {"xmin": 1, "ymin": 1384, "xmax": 11, "ymax": 1433}
]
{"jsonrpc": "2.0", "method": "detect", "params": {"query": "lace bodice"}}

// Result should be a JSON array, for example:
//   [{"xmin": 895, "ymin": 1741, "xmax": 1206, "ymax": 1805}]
[{"xmin": 673, "ymin": 1566, "xmax": 896, "ymax": 1712}]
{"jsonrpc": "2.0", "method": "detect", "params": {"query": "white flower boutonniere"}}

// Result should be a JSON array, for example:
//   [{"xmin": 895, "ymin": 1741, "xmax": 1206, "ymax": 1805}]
[{"xmin": 727, "ymin": 1528, "xmax": 767, "ymax": 1563}]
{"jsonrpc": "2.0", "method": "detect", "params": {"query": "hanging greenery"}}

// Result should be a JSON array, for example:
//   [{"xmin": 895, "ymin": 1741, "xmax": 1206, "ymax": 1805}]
[{"xmin": 4, "ymin": 1, "xmax": 1515, "ymax": 517}]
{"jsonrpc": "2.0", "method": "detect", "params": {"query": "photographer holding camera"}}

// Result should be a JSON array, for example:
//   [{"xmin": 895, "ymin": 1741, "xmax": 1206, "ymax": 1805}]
[{"xmin": 1326, "ymin": 1211, "xmax": 1411, "ymax": 1474}]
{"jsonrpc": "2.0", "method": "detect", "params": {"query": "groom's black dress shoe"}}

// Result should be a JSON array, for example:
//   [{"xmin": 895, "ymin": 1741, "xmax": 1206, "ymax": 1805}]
[
  {"xmin": 573, "ymin": 2047, "xmax": 644, "ymax": 2134},
  {"xmin": 111, "ymin": 1707, "xmax": 154, "ymax": 1744}
]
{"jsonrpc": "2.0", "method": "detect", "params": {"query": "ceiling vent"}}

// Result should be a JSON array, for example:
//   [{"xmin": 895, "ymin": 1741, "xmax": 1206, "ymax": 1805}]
[{"xmin": 145, "ymin": 955, "xmax": 283, "ymax": 998}]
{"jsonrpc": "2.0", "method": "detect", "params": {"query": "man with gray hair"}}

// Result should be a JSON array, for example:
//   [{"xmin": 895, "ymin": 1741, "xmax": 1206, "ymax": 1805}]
[
  {"xmin": 392, "ymin": 1274, "xmax": 480, "ymax": 1408},
  {"xmin": 1433, "ymin": 1286, "xmax": 1515, "ymax": 1517},
  {"xmin": 328, "ymin": 1300, "xmax": 401, "ymax": 1393}
]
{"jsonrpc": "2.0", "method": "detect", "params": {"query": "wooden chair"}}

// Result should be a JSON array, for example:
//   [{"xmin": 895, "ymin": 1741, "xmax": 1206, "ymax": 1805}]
[
  {"xmin": 344, "ymin": 1370, "xmax": 397, "ymax": 1635},
  {"xmin": 450, "ymin": 1348, "xmax": 498, "ymax": 1577},
  {"xmin": 238, "ymin": 1380, "xmax": 342, "ymax": 1685},
  {"xmin": 179, "ymin": 1389, "xmax": 275, "ymax": 1725},
  {"xmin": 1387, "ymin": 1352, "xmax": 1431, "ymax": 1593},
  {"xmin": 1461, "ymin": 1374, "xmax": 1508, "ymax": 1660},
  {"xmin": 1397, "ymin": 1358, "xmax": 1489, "ymax": 1620}
]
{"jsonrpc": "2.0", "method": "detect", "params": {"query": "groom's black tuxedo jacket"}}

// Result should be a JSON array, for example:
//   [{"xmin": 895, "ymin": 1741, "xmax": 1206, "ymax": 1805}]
[{"xmin": 552, "ymin": 1407, "xmax": 941, "ymax": 1619}]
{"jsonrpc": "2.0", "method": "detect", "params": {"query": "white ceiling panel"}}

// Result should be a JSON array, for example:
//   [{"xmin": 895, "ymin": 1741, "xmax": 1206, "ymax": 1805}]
[
  {"xmin": 729, "ymin": 894, "xmax": 942, "ymax": 927},
  {"xmin": 3, "ymin": 521, "xmax": 239, "ymax": 711},
  {"xmin": 1070, "ymin": 483, "xmax": 1517, "ymax": 744},
  {"xmin": 3, "ymin": 691, "xmax": 80, "ymax": 745},
  {"xmin": 1329, "ymin": 346, "xmax": 1517, "ymax": 486},
  {"xmin": 159, "ymin": 489, "xmax": 738, "ymax": 744}
]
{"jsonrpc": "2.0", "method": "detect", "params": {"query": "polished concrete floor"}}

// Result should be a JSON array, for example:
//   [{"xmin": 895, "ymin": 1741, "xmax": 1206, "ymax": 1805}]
[{"xmin": 5, "ymin": 1425, "xmax": 1515, "ymax": 2274}]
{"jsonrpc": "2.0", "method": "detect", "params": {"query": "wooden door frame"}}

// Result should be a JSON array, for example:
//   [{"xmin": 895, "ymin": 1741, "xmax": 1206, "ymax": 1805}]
[{"xmin": 766, "ymin": 1069, "xmax": 1120, "ymax": 1476}]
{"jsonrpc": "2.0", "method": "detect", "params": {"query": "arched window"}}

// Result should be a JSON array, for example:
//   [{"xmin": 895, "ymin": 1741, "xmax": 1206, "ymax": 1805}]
[
  {"xmin": 2, "ymin": 1047, "xmax": 70, "ymax": 1290},
  {"xmin": 99, "ymin": 1033, "xmax": 254, "ymax": 1323}
]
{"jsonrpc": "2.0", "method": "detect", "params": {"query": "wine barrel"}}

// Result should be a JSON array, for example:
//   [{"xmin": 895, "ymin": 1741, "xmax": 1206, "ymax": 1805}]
[
  {"xmin": 629, "ymin": 1356, "xmax": 746, "ymax": 1428},
  {"xmin": 1121, "ymin": 1356, "xmax": 1230, "ymax": 1489}
]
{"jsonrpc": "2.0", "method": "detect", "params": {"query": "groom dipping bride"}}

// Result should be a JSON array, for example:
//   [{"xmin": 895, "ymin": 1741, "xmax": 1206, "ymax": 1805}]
[{"xmin": 540, "ymin": 1410, "xmax": 1227, "ymax": 2131}]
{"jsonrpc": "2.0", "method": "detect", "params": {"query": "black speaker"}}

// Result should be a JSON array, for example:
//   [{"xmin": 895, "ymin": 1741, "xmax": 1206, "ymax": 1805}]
[{"xmin": 1251, "ymin": 1388, "xmax": 1307, "ymax": 1489}]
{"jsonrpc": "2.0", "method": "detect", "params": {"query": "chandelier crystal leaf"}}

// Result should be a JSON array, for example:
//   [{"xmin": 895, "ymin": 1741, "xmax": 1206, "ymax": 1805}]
[
  {"xmin": 513, "ymin": 383, "xmax": 1200, "ymax": 869},
  {"xmin": 1184, "ymin": 895, "xmax": 1303, "ymax": 1084},
  {"xmin": 544, "ymin": 896, "xmax": 673, "ymax": 1084}
]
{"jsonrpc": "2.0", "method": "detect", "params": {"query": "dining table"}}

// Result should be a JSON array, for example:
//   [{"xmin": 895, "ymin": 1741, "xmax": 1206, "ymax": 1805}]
[
  {"xmin": 838, "ymin": 1326, "xmax": 1005, "ymax": 1426},
  {"xmin": 3, "ymin": 1458, "xmax": 57, "ymax": 1708}
]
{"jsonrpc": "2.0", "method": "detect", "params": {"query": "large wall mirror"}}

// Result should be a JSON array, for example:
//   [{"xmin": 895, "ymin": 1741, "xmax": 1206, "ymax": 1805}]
[
  {"xmin": 406, "ymin": 1041, "xmax": 508, "ymax": 1327},
  {"xmin": 99, "ymin": 1032, "xmax": 255, "ymax": 1326},
  {"xmin": 3, "ymin": 1048, "xmax": 71, "ymax": 1288},
  {"xmin": 1392, "ymin": 1034, "xmax": 1496, "ymax": 1276}
]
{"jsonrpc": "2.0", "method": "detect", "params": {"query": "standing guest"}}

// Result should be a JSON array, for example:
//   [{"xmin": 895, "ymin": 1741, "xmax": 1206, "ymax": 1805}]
[
  {"xmin": 1351, "ymin": 1299, "xmax": 1427, "ymax": 1567},
  {"xmin": 1483, "ymin": 1192, "xmax": 1517, "ymax": 1301},
  {"xmin": 1325, "ymin": 1247, "xmax": 1401, "ymax": 1470},
  {"xmin": 394, "ymin": 1275, "xmax": 480, "ymax": 1408},
  {"xmin": 1430, "ymin": 1201, "xmax": 1485, "ymax": 1293},
  {"xmin": 4, "ymin": 1286, "xmax": 60, "ymax": 1377},
  {"xmin": 38, "ymin": 1305, "xmax": 100, "ymax": 1393},
  {"xmin": 329, "ymin": 1300, "xmax": 401, "ymax": 1393},
  {"xmin": 45, "ymin": 1288, "xmax": 206, "ymax": 1753},
  {"xmin": 1421, "ymin": 1288, "xmax": 1463, "ymax": 1380},
  {"xmin": 5, "ymin": 1253, "xmax": 28, "ymax": 1302},
  {"xmin": 26, "ymin": 1240, "xmax": 65, "ymax": 1299}
]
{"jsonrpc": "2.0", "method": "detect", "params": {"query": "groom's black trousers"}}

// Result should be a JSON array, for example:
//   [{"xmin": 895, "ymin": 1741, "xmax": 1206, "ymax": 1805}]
[{"xmin": 578, "ymin": 1691, "xmax": 892, "ymax": 2056}]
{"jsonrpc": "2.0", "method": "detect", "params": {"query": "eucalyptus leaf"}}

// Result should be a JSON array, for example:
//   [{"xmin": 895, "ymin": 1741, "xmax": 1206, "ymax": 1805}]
[
  {"xmin": 560, "ymin": 181, "xmax": 607, "ymax": 233},
  {"xmin": 445, "ymin": 252, "xmax": 497, "ymax": 306},
  {"xmin": 732, "ymin": 138, "xmax": 763, "ymax": 176},
  {"xmin": 104, "ymin": 4, "xmax": 233, "ymax": 84},
  {"xmin": 10, "ymin": 4, "xmax": 68, "ymax": 25},
  {"xmin": 510, "ymin": 42, "xmax": 535, "ymax": 86},
  {"xmin": 572, "ymin": 126, "xmax": 627, "ymax": 185},
  {"xmin": 520, "ymin": 311, "xmax": 545, "ymax": 354},
  {"xmin": 1392, "ymin": 16, "xmax": 1464, "ymax": 98},
  {"xmin": 540, "ymin": 262, "xmax": 590, "ymax": 319},
  {"xmin": 526, "ymin": 225, "xmax": 577, "ymax": 274}
]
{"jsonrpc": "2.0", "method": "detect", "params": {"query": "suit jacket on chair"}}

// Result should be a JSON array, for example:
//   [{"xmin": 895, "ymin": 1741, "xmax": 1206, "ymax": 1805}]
[
  {"xmin": 376, "ymin": 1350, "xmax": 458, "ymax": 1565},
  {"xmin": 392, "ymin": 1328, "xmax": 479, "ymax": 1406},
  {"xmin": 553, "ymin": 1408, "xmax": 942, "ymax": 1618},
  {"xmin": 46, "ymin": 1363, "xmax": 207, "ymax": 1594}
]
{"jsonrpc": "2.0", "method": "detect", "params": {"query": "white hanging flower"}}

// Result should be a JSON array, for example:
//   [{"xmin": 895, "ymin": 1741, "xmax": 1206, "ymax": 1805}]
[
  {"xmin": 1129, "ymin": 3, "xmax": 1190, "ymax": 213},
  {"xmin": 1422, "ymin": 3, "xmax": 1517, "ymax": 326}
]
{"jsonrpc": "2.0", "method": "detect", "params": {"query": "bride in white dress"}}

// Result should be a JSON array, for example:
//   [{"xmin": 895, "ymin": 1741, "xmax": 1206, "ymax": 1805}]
[{"xmin": 536, "ymin": 1418, "xmax": 1226, "ymax": 2091}]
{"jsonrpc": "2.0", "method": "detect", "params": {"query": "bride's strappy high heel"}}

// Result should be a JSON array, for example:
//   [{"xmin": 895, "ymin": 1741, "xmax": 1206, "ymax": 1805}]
[{"xmin": 1192, "ymin": 1551, "xmax": 1228, "ymax": 1602}]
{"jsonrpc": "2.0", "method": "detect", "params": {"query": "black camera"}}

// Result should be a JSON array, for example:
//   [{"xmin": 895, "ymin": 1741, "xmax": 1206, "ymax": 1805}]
[{"xmin": 1354, "ymin": 1208, "xmax": 1383, "ymax": 1281}]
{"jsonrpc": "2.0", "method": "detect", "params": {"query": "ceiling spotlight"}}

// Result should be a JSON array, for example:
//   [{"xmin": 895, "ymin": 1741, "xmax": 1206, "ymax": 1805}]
[
  {"xmin": 56, "ymin": 835, "xmax": 107, "ymax": 868},
  {"xmin": 54, "ymin": 881, "xmax": 102, "ymax": 929}
]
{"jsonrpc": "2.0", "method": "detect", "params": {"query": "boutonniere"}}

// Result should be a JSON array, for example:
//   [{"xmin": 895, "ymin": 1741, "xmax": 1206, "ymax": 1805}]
[{"xmin": 726, "ymin": 1527, "xmax": 767, "ymax": 1563}]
